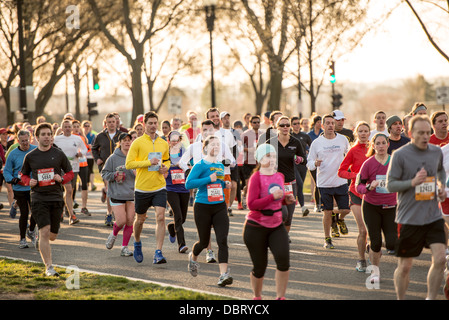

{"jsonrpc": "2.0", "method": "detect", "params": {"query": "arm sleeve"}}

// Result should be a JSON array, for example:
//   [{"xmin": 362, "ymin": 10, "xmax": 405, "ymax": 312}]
[
  {"xmin": 179, "ymin": 145, "xmax": 193, "ymax": 172},
  {"xmin": 125, "ymin": 141, "xmax": 152, "ymax": 169},
  {"xmin": 307, "ymin": 142, "xmax": 317, "ymax": 171},
  {"xmin": 101, "ymin": 156, "xmax": 116, "ymax": 182},
  {"xmin": 338, "ymin": 150, "xmax": 357, "ymax": 180},
  {"xmin": 185, "ymin": 163, "xmax": 211, "ymax": 190},
  {"xmin": 246, "ymin": 172, "xmax": 276, "ymax": 211},
  {"xmin": 386, "ymin": 152, "xmax": 413, "ymax": 192}
]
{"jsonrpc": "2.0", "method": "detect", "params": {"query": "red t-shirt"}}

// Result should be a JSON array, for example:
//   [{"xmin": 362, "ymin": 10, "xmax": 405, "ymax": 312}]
[{"xmin": 429, "ymin": 134, "xmax": 449, "ymax": 147}]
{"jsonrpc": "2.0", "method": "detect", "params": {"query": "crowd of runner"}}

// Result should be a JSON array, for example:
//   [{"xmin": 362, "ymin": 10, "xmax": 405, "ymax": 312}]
[{"xmin": 0, "ymin": 102, "xmax": 448, "ymax": 300}]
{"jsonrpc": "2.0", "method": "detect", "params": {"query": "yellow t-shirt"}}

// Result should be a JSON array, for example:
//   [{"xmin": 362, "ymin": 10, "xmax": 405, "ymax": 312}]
[{"xmin": 125, "ymin": 133, "xmax": 170, "ymax": 192}]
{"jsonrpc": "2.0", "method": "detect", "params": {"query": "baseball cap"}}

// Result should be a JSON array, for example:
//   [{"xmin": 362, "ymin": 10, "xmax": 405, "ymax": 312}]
[
  {"xmin": 332, "ymin": 110, "xmax": 345, "ymax": 120},
  {"xmin": 386, "ymin": 115, "xmax": 402, "ymax": 130},
  {"xmin": 220, "ymin": 111, "xmax": 230, "ymax": 120},
  {"xmin": 118, "ymin": 132, "xmax": 132, "ymax": 141}
]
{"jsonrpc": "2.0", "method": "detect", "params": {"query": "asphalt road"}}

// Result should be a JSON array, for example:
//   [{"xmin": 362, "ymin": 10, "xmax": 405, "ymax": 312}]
[{"xmin": 0, "ymin": 188, "xmax": 445, "ymax": 300}]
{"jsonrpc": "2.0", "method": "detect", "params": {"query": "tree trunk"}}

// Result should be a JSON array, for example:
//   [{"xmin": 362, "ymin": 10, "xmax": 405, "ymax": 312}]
[
  {"xmin": 130, "ymin": 60, "xmax": 144, "ymax": 126},
  {"xmin": 268, "ymin": 61, "xmax": 284, "ymax": 111}
]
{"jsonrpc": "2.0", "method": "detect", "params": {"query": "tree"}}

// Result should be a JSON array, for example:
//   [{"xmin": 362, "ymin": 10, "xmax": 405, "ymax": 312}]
[{"xmin": 88, "ymin": 0, "xmax": 186, "ymax": 125}]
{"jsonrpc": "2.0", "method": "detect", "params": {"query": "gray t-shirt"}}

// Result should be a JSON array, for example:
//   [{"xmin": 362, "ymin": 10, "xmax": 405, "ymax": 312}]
[{"xmin": 386, "ymin": 143, "xmax": 445, "ymax": 225}]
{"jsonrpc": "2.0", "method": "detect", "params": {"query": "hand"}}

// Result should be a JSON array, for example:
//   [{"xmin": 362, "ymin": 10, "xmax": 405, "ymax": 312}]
[
  {"xmin": 54, "ymin": 174, "xmax": 62, "ymax": 183},
  {"xmin": 370, "ymin": 180, "xmax": 380, "ymax": 190},
  {"xmin": 30, "ymin": 179, "xmax": 37, "ymax": 188},
  {"xmin": 158, "ymin": 164, "xmax": 168, "ymax": 175},
  {"xmin": 115, "ymin": 172, "xmax": 125, "ymax": 182},
  {"xmin": 272, "ymin": 189, "xmax": 284, "ymax": 200},
  {"xmin": 412, "ymin": 167, "xmax": 427, "ymax": 187},
  {"xmin": 96, "ymin": 159, "xmax": 103, "ymax": 166},
  {"xmin": 315, "ymin": 159, "xmax": 323, "ymax": 167},
  {"xmin": 438, "ymin": 186, "xmax": 446, "ymax": 202},
  {"xmin": 225, "ymin": 181, "xmax": 232, "ymax": 189},
  {"xmin": 284, "ymin": 193, "xmax": 295, "ymax": 205},
  {"xmin": 150, "ymin": 157, "xmax": 160, "ymax": 166},
  {"xmin": 76, "ymin": 152, "xmax": 83, "ymax": 158},
  {"xmin": 210, "ymin": 172, "xmax": 217, "ymax": 183}
]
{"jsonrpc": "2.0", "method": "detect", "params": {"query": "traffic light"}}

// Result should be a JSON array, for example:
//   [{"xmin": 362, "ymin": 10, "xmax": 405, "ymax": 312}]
[
  {"xmin": 92, "ymin": 68, "xmax": 100, "ymax": 91},
  {"xmin": 329, "ymin": 61, "xmax": 336, "ymax": 84},
  {"xmin": 332, "ymin": 93, "xmax": 342, "ymax": 110},
  {"xmin": 87, "ymin": 101, "xmax": 98, "ymax": 118}
]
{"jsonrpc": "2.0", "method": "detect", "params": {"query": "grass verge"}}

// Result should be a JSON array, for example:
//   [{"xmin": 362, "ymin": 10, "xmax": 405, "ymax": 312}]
[{"xmin": 0, "ymin": 258, "xmax": 230, "ymax": 300}]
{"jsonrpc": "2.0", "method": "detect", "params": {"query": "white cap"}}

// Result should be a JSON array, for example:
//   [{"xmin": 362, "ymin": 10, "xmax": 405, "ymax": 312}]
[
  {"xmin": 220, "ymin": 111, "xmax": 230, "ymax": 119},
  {"xmin": 332, "ymin": 110, "xmax": 345, "ymax": 120}
]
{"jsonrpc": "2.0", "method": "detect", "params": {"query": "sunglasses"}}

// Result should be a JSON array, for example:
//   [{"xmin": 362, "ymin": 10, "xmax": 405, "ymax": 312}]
[{"xmin": 278, "ymin": 123, "xmax": 290, "ymax": 128}]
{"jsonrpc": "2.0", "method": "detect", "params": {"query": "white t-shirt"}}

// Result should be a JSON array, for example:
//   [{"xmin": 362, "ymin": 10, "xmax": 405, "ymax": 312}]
[
  {"xmin": 54, "ymin": 134, "xmax": 87, "ymax": 173},
  {"xmin": 307, "ymin": 133, "xmax": 350, "ymax": 188},
  {"xmin": 369, "ymin": 128, "xmax": 389, "ymax": 140}
]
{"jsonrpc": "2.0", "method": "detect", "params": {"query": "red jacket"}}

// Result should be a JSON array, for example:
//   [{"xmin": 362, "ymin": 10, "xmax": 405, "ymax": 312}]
[{"xmin": 338, "ymin": 141, "xmax": 369, "ymax": 199}]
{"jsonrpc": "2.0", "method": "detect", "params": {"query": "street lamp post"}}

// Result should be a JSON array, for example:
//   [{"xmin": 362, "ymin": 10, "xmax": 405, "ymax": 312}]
[{"xmin": 204, "ymin": 0, "xmax": 217, "ymax": 108}]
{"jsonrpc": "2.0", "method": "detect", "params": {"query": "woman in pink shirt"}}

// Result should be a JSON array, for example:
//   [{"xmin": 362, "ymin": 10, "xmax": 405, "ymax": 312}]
[{"xmin": 243, "ymin": 144, "xmax": 295, "ymax": 300}]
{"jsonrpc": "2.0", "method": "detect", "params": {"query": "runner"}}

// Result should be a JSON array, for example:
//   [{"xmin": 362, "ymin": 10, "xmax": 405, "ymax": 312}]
[
  {"xmin": 356, "ymin": 133, "xmax": 398, "ymax": 284},
  {"xmin": 3, "ymin": 130, "xmax": 37, "ymax": 248},
  {"xmin": 54, "ymin": 119, "xmax": 87, "ymax": 225},
  {"xmin": 266, "ymin": 116, "xmax": 307, "ymax": 234},
  {"xmin": 72, "ymin": 120, "xmax": 91, "ymax": 216},
  {"xmin": 185, "ymin": 135, "xmax": 233, "ymax": 287},
  {"xmin": 20, "ymin": 123, "xmax": 74, "ymax": 276},
  {"xmin": 92, "ymin": 113, "xmax": 121, "ymax": 226},
  {"xmin": 81, "ymin": 120, "xmax": 97, "ymax": 191},
  {"xmin": 244, "ymin": 143, "xmax": 295, "ymax": 300},
  {"xmin": 125, "ymin": 111, "xmax": 170, "ymax": 264},
  {"xmin": 333, "ymin": 110, "xmax": 354, "ymax": 143},
  {"xmin": 369, "ymin": 111, "xmax": 389, "ymax": 140},
  {"xmin": 386, "ymin": 115, "xmax": 447, "ymax": 300},
  {"xmin": 429, "ymin": 111, "xmax": 449, "ymax": 147},
  {"xmin": 307, "ymin": 115, "xmax": 323, "ymax": 212},
  {"xmin": 386, "ymin": 115, "xmax": 410, "ymax": 154},
  {"xmin": 307, "ymin": 114, "xmax": 350, "ymax": 249},
  {"xmin": 338, "ymin": 121, "xmax": 370, "ymax": 271},
  {"xmin": 165, "ymin": 131, "xmax": 189, "ymax": 254},
  {"xmin": 102, "ymin": 133, "xmax": 136, "ymax": 257}
]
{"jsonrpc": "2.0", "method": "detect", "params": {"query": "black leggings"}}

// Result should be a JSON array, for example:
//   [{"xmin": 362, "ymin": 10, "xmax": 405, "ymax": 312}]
[
  {"xmin": 14, "ymin": 190, "xmax": 36, "ymax": 239},
  {"xmin": 243, "ymin": 221, "xmax": 290, "ymax": 278},
  {"xmin": 362, "ymin": 200, "xmax": 397, "ymax": 252},
  {"xmin": 192, "ymin": 202, "xmax": 229, "ymax": 263},
  {"xmin": 167, "ymin": 191, "xmax": 189, "ymax": 249}
]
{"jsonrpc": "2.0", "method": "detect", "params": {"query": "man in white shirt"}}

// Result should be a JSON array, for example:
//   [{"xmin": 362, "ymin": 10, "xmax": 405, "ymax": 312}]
[
  {"xmin": 54, "ymin": 119, "xmax": 87, "ymax": 225},
  {"xmin": 307, "ymin": 114, "xmax": 350, "ymax": 249}
]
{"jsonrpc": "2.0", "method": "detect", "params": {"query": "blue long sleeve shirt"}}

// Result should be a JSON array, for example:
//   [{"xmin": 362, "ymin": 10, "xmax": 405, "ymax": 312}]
[
  {"xmin": 185, "ymin": 159, "xmax": 226, "ymax": 204},
  {"xmin": 3, "ymin": 145, "xmax": 37, "ymax": 191}
]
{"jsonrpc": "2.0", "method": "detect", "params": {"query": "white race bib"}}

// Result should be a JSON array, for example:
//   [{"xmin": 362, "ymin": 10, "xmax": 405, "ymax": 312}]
[
  {"xmin": 171, "ymin": 169, "xmax": 185, "ymax": 184},
  {"xmin": 37, "ymin": 168, "xmax": 55, "ymax": 187},
  {"xmin": 207, "ymin": 183, "xmax": 224, "ymax": 202}
]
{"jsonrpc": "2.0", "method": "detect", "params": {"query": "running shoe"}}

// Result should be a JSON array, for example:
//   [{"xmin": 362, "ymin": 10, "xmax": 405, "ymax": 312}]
[
  {"xmin": 337, "ymin": 219, "xmax": 348, "ymax": 235},
  {"xmin": 188, "ymin": 252, "xmax": 199, "ymax": 277},
  {"xmin": 133, "ymin": 241, "xmax": 143, "ymax": 263},
  {"xmin": 91, "ymin": 185, "xmax": 97, "ymax": 191},
  {"xmin": 121, "ymin": 246, "xmax": 133, "ymax": 257},
  {"xmin": 101, "ymin": 188, "xmax": 107, "ymax": 203},
  {"xmin": 19, "ymin": 238, "xmax": 29, "ymax": 249},
  {"xmin": 26, "ymin": 229, "xmax": 37, "ymax": 246},
  {"xmin": 81, "ymin": 207, "xmax": 91, "ymax": 216},
  {"xmin": 179, "ymin": 246, "xmax": 188, "ymax": 253},
  {"xmin": 237, "ymin": 203, "xmax": 243, "ymax": 210},
  {"xmin": 69, "ymin": 215, "xmax": 80, "ymax": 225},
  {"xmin": 106, "ymin": 232, "xmax": 117, "ymax": 249},
  {"xmin": 73, "ymin": 202, "xmax": 79, "ymax": 209},
  {"xmin": 167, "ymin": 223, "xmax": 176, "ymax": 243},
  {"xmin": 323, "ymin": 237, "xmax": 334, "ymax": 249},
  {"xmin": 302, "ymin": 206, "xmax": 310, "ymax": 217},
  {"xmin": 331, "ymin": 225, "xmax": 340, "ymax": 237},
  {"xmin": 217, "ymin": 271, "xmax": 233, "ymax": 287},
  {"xmin": 45, "ymin": 266, "xmax": 60, "ymax": 277},
  {"xmin": 153, "ymin": 249, "xmax": 167, "ymax": 264},
  {"xmin": 227, "ymin": 208, "xmax": 233, "ymax": 217},
  {"xmin": 206, "ymin": 249, "xmax": 216, "ymax": 263},
  {"xmin": 9, "ymin": 201, "xmax": 17, "ymax": 218},
  {"xmin": 356, "ymin": 260, "xmax": 367, "ymax": 272}
]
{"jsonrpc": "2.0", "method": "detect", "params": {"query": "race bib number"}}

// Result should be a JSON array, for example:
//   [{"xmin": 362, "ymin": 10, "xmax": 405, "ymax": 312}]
[
  {"xmin": 37, "ymin": 168, "xmax": 55, "ymax": 187},
  {"xmin": 415, "ymin": 176, "xmax": 436, "ymax": 201},
  {"xmin": 207, "ymin": 183, "xmax": 224, "ymax": 202},
  {"xmin": 375, "ymin": 175, "xmax": 390, "ymax": 194},
  {"xmin": 284, "ymin": 182, "xmax": 294, "ymax": 195},
  {"xmin": 171, "ymin": 169, "xmax": 185, "ymax": 184}
]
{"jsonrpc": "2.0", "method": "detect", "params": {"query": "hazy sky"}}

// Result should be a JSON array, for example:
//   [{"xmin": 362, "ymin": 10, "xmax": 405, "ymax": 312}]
[{"xmin": 338, "ymin": 2, "xmax": 449, "ymax": 85}]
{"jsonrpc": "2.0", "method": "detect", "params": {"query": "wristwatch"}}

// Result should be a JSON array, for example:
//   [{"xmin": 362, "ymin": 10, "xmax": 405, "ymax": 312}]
[{"xmin": 366, "ymin": 183, "xmax": 371, "ymax": 191}]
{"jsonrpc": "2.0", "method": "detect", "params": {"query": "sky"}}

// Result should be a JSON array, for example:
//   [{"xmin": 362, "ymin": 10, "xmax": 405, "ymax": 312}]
[{"xmin": 337, "ymin": 1, "xmax": 449, "ymax": 85}]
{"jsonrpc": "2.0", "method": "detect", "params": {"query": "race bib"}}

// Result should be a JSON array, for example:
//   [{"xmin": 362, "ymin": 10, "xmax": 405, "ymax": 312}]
[
  {"xmin": 415, "ymin": 176, "xmax": 436, "ymax": 201},
  {"xmin": 284, "ymin": 182, "xmax": 294, "ymax": 195},
  {"xmin": 207, "ymin": 183, "xmax": 224, "ymax": 202},
  {"xmin": 375, "ymin": 175, "xmax": 390, "ymax": 194},
  {"xmin": 148, "ymin": 152, "xmax": 162, "ymax": 171},
  {"xmin": 37, "ymin": 168, "xmax": 55, "ymax": 187},
  {"xmin": 171, "ymin": 169, "xmax": 185, "ymax": 184}
]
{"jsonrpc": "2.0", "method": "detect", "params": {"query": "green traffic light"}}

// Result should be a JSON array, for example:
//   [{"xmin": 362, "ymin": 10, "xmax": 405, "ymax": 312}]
[
  {"xmin": 329, "ymin": 75, "xmax": 336, "ymax": 84},
  {"xmin": 94, "ymin": 83, "xmax": 100, "ymax": 90}
]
